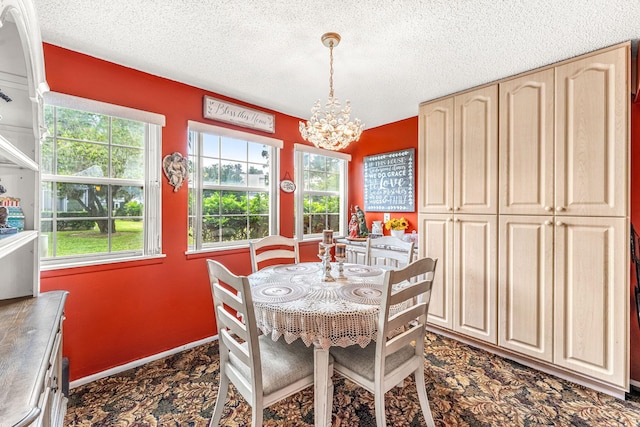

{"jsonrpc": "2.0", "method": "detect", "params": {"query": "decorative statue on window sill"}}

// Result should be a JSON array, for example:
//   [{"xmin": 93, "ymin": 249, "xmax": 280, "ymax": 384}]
[
  {"xmin": 355, "ymin": 205, "xmax": 369, "ymax": 237},
  {"xmin": 349, "ymin": 213, "xmax": 359, "ymax": 238}
]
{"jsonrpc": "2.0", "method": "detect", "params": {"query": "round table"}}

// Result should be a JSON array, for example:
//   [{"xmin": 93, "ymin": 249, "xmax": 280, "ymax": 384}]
[{"xmin": 248, "ymin": 261, "xmax": 394, "ymax": 427}]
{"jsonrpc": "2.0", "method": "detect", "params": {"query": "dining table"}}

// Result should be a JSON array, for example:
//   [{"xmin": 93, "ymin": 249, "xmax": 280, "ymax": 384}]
[{"xmin": 248, "ymin": 260, "xmax": 401, "ymax": 427}]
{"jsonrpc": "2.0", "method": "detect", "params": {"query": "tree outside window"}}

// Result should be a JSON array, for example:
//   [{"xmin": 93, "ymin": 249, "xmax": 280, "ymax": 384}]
[
  {"xmin": 41, "ymin": 103, "xmax": 160, "ymax": 262},
  {"xmin": 187, "ymin": 123, "xmax": 280, "ymax": 250}
]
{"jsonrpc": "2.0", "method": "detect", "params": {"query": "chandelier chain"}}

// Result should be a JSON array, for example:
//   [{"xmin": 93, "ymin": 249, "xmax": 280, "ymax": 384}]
[{"xmin": 329, "ymin": 40, "xmax": 334, "ymax": 98}]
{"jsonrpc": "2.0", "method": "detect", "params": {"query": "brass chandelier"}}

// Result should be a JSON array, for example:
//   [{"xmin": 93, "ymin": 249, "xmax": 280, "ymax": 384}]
[{"xmin": 299, "ymin": 32, "xmax": 364, "ymax": 151}]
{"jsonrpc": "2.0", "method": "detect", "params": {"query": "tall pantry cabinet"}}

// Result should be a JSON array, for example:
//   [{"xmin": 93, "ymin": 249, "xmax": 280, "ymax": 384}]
[
  {"xmin": 417, "ymin": 85, "xmax": 498, "ymax": 345},
  {"xmin": 419, "ymin": 43, "xmax": 629, "ymax": 396}
]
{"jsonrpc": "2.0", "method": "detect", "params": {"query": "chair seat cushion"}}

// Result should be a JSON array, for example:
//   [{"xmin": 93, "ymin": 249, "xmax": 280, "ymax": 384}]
[
  {"xmin": 330, "ymin": 342, "xmax": 416, "ymax": 383},
  {"xmin": 230, "ymin": 337, "xmax": 315, "ymax": 395}
]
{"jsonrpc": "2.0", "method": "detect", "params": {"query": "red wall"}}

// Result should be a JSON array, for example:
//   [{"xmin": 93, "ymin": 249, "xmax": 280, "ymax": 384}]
[
  {"xmin": 40, "ymin": 44, "xmax": 319, "ymax": 381},
  {"xmin": 346, "ymin": 117, "xmax": 419, "ymax": 233}
]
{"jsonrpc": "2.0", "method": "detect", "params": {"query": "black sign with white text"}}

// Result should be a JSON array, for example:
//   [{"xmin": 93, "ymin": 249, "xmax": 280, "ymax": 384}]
[{"xmin": 363, "ymin": 148, "xmax": 415, "ymax": 212}]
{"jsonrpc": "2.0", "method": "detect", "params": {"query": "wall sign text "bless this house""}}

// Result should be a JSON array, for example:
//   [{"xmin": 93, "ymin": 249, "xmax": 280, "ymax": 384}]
[
  {"xmin": 203, "ymin": 96, "xmax": 275, "ymax": 133},
  {"xmin": 363, "ymin": 148, "xmax": 415, "ymax": 212}
]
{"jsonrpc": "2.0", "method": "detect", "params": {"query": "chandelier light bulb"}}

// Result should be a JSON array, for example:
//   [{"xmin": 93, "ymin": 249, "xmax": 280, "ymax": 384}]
[{"xmin": 299, "ymin": 32, "xmax": 364, "ymax": 151}]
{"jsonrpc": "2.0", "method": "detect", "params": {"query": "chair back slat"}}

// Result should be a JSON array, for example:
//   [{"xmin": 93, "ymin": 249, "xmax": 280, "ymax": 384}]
[
  {"xmin": 214, "ymin": 282, "xmax": 244, "ymax": 313},
  {"xmin": 388, "ymin": 303, "xmax": 426, "ymax": 331},
  {"xmin": 250, "ymin": 235, "xmax": 300, "ymax": 272},
  {"xmin": 366, "ymin": 236, "xmax": 414, "ymax": 269},
  {"xmin": 219, "ymin": 328, "xmax": 251, "ymax": 367},
  {"xmin": 385, "ymin": 325, "xmax": 425, "ymax": 355},
  {"xmin": 389, "ymin": 279, "xmax": 430, "ymax": 306},
  {"xmin": 216, "ymin": 307, "xmax": 249, "ymax": 342}
]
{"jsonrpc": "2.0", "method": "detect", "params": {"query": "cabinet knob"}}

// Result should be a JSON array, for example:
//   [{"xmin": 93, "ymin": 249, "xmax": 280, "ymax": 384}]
[
  {"xmin": 556, "ymin": 206, "xmax": 565, "ymax": 212},
  {"xmin": 544, "ymin": 220, "xmax": 552, "ymax": 226},
  {"xmin": 556, "ymin": 221, "xmax": 564, "ymax": 226},
  {"xmin": 454, "ymin": 218, "xmax": 460, "ymax": 223},
  {"xmin": 454, "ymin": 206, "xmax": 460, "ymax": 211},
  {"xmin": 545, "ymin": 206, "xmax": 553, "ymax": 212},
  {"xmin": 447, "ymin": 206, "xmax": 453, "ymax": 211}
]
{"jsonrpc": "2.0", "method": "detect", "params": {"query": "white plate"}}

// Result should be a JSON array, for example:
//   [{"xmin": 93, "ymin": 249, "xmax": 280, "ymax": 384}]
[
  {"xmin": 343, "ymin": 265, "xmax": 384, "ymax": 277},
  {"xmin": 336, "ymin": 283, "xmax": 384, "ymax": 305},
  {"xmin": 251, "ymin": 283, "xmax": 309, "ymax": 303}
]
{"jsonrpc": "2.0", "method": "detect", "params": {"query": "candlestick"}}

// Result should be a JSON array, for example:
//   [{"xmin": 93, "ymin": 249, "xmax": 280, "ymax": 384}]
[
  {"xmin": 318, "ymin": 242, "xmax": 335, "ymax": 282},
  {"xmin": 335, "ymin": 256, "xmax": 346, "ymax": 280},
  {"xmin": 323, "ymin": 229, "xmax": 334, "ymax": 245},
  {"xmin": 336, "ymin": 243, "xmax": 346, "ymax": 257}
]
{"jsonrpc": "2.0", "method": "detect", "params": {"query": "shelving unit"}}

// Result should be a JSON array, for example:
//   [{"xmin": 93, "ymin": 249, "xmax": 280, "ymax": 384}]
[{"xmin": 0, "ymin": 0, "xmax": 49, "ymax": 300}]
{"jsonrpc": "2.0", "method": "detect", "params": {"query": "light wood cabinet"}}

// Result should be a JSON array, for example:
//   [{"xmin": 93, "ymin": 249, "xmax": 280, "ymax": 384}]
[
  {"xmin": 453, "ymin": 214, "xmax": 497, "ymax": 344},
  {"xmin": 499, "ymin": 69, "xmax": 554, "ymax": 215},
  {"xmin": 496, "ymin": 44, "xmax": 629, "ymax": 390},
  {"xmin": 420, "ymin": 43, "xmax": 629, "ymax": 396},
  {"xmin": 498, "ymin": 215, "xmax": 554, "ymax": 361},
  {"xmin": 0, "ymin": 0, "xmax": 48, "ymax": 300},
  {"xmin": 418, "ymin": 85, "xmax": 498, "ymax": 345},
  {"xmin": 555, "ymin": 47, "xmax": 628, "ymax": 218},
  {"xmin": 419, "ymin": 214, "xmax": 453, "ymax": 329},
  {"xmin": 419, "ymin": 214, "xmax": 497, "ymax": 344},
  {"xmin": 418, "ymin": 86, "xmax": 497, "ymax": 215},
  {"xmin": 553, "ymin": 217, "xmax": 627, "ymax": 386}
]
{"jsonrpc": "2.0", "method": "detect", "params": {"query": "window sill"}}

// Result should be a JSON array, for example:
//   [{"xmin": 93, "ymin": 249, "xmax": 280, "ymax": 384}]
[
  {"xmin": 185, "ymin": 244, "xmax": 248, "ymax": 260},
  {"xmin": 40, "ymin": 254, "xmax": 166, "ymax": 277}
]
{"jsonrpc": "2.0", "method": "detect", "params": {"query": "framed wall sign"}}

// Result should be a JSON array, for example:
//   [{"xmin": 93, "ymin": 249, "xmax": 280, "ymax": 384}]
[
  {"xmin": 203, "ymin": 95, "xmax": 275, "ymax": 133},
  {"xmin": 363, "ymin": 148, "xmax": 415, "ymax": 212}
]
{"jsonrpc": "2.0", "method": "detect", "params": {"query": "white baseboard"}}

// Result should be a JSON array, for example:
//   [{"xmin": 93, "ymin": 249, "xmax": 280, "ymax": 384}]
[{"xmin": 69, "ymin": 335, "xmax": 218, "ymax": 389}]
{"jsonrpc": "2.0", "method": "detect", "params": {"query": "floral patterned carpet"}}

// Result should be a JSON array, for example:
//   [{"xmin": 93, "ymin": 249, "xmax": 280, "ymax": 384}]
[{"xmin": 65, "ymin": 332, "xmax": 640, "ymax": 426}]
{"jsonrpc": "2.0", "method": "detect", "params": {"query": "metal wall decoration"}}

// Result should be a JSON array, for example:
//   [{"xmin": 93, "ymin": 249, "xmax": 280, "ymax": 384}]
[{"xmin": 162, "ymin": 152, "xmax": 188, "ymax": 192}]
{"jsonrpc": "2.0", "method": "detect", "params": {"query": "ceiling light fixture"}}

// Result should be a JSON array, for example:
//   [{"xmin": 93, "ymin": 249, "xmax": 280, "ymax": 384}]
[{"xmin": 299, "ymin": 32, "xmax": 364, "ymax": 151}]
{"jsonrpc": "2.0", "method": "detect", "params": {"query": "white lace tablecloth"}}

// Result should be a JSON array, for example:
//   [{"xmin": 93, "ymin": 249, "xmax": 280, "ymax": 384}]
[{"xmin": 249, "ymin": 262, "xmax": 398, "ymax": 350}]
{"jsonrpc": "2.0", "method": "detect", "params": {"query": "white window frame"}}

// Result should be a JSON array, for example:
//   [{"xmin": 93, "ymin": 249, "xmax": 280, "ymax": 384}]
[
  {"xmin": 187, "ymin": 121, "xmax": 282, "ymax": 253},
  {"xmin": 294, "ymin": 143, "xmax": 350, "ymax": 240},
  {"xmin": 41, "ymin": 92, "xmax": 165, "ymax": 269}
]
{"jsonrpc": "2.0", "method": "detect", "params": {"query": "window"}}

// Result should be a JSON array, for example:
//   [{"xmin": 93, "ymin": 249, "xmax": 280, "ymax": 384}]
[
  {"xmin": 187, "ymin": 121, "xmax": 281, "ymax": 251},
  {"xmin": 294, "ymin": 144, "xmax": 350, "ymax": 239},
  {"xmin": 41, "ymin": 93, "xmax": 164, "ymax": 268}
]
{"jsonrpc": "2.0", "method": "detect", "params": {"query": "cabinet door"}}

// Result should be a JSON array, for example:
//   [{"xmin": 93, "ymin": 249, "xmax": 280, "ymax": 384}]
[
  {"xmin": 555, "ymin": 46, "xmax": 628, "ymax": 217},
  {"xmin": 554, "ymin": 216, "xmax": 627, "ymax": 387},
  {"xmin": 498, "ymin": 216, "xmax": 553, "ymax": 362},
  {"xmin": 417, "ymin": 98, "xmax": 454, "ymax": 213},
  {"xmin": 499, "ymin": 69, "xmax": 554, "ymax": 215},
  {"xmin": 453, "ymin": 214, "xmax": 497, "ymax": 344},
  {"xmin": 454, "ymin": 86, "xmax": 498, "ymax": 214},
  {"xmin": 419, "ymin": 213, "xmax": 453, "ymax": 330}
]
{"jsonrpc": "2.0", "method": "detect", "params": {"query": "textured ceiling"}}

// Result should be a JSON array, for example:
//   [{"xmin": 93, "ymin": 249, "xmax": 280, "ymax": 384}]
[{"xmin": 33, "ymin": 0, "xmax": 639, "ymax": 129}]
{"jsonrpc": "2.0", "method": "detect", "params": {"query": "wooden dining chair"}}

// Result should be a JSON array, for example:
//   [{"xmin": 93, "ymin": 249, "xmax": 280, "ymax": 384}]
[
  {"xmin": 249, "ymin": 235, "xmax": 300, "ymax": 272},
  {"xmin": 207, "ymin": 259, "xmax": 317, "ymax": 426},
  {"xmin": 365, "ymin": 236, "xmax": 415, "ymax": 269},
  {"xmin": 330, "ymin": 257, "xmax": 438, "ymax": 427}
]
